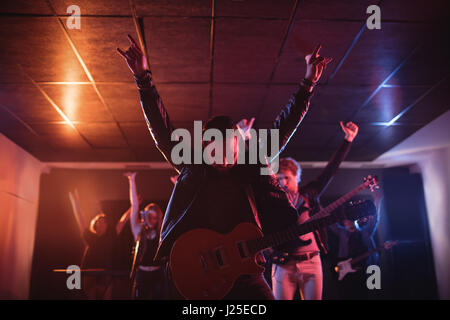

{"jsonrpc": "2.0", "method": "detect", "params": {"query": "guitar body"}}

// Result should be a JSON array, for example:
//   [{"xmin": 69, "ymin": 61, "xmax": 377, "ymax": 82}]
[
  {"xmin": 336, "ymin": 259, "xmax": 356, "ymax": 281},
  {"xmin": 169, "ymin": 223, "xmax": 265, "ymax": 300}
]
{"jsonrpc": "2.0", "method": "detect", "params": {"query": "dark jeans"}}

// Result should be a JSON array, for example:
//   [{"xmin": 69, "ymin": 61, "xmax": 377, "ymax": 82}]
[{"xmin": 134, "ymin": 267, "xmax": 168, "ymax": 300}]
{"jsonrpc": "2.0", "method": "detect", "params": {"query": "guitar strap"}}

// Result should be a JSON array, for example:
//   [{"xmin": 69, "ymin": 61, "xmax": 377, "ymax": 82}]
[
  {"xmin": 245, "ymin": 184, "xmax": 262, "ymax": 230},
  {"xmin": 245, "ymin": 185, "xmax": 267, "ymax": 265}
]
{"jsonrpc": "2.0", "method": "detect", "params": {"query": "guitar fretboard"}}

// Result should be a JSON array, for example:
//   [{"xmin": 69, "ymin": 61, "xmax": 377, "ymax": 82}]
[{"xmin": 247, "ymin": 181, "xmax": 370, "ymax": 253}]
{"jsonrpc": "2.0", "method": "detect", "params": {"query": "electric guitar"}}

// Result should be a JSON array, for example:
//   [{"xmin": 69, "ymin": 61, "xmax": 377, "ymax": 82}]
[
  {"xmin": 170, "ymin": 175, "xmax": 378, "ymax": 299},
  {"xmin": 334, "ymin": 240, "xmax": 398, "ymax": 281}
]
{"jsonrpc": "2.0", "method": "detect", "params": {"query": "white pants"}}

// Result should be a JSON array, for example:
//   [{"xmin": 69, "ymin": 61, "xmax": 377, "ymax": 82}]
[{"xmin": 271, "ymin": 253, "xmax": 323, "ymax": 300}]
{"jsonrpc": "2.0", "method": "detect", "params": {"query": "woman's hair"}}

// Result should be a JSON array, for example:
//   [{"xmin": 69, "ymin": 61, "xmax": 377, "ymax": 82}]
[
  {"xmin": 142, "ymin": 203, "xmax": 163, "ymax": 233},
  {"xmin": 89, "ymin": 213, "xmax": 107, "ymax": 234}
]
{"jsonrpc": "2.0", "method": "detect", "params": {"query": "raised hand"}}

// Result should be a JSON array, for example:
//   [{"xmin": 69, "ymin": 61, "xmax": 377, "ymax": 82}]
[
  {"xmin": 124, "ymin": 171, "xmax": 137, "ymax": 180},
  {"xmin": 340, "ymin": 121, "xmax": 359, "ymax": 142},
  {"xmin": 304, "ymin": 44, "xmax": 332, "ymax": 84},
  {"xmin": 117, "ymin": 35, "xmax": 147, "ymax": 78}
]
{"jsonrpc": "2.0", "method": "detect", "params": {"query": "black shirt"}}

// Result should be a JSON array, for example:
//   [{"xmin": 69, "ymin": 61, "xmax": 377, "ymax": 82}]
[
  {"xmin": 183, "ymin": 165, "xmax": 255, "ymax": 235},
  {"xmin": 81, "ymin": 229, "xmax": 114, "ymax": 269}
]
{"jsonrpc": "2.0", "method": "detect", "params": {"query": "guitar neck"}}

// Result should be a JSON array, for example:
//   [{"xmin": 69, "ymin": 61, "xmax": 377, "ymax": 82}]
[
  {"xmin": 350, "ymin": 247, "xmax": 384, "ymax": 265},
  {"xmin": 249, "ymin": 182, "xmax": 369, "ymax": 253}
]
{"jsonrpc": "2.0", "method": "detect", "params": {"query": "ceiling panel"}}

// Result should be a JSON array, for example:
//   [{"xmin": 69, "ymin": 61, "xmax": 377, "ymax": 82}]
[
  {"xmin": 65, "ymin": 17, "xmax": 138, "ymax": 82},
  {"xmin": 135, "ymin": 0, "xmax": 211, "ymax": 17},
  {"xmin": 143, "ymin": 17, "xmax": 211, "ymax": 83},
  {"xmin": 30, "ymin": 123, "xmax": 91, "ymax": 149},
  {"xmin": 119, "ymin": 122, "xmax": 155, "ymax": 149},
  {"xmin": 96, "ymin": 83, "xmax": 145, "ymax": 122},
  {"xmin": 259, "ymin": 84, "xmax": 299, "ymax": 122},
  {"xmin": 400, "ymin": 78, "xmax": 450, "ymax": 125},
  {"xmin": 296, "ymin": 0, "xmax": 374, "ymax": 20},
  {"xmin": 386, "ymin": 28, "xmax": 450, "ymax": 86},
  {"xmin": 330, "ymin": 22, "xmax": 429, "ymax": 86},
  {"xmin": 0, "ymin": 17, "xmax": 88, "ymax": 82},
  {"xmin": 0, "ymin": 0, "xmax": 52, "ymax": 15},
  {"xmin": 354, "ymin": 124, "xmax": 424, "ymax": 160},
  {"xmin": 215, "ymin": 0, "xmax": 295, "ymax": 19},
  {"xmin": 50, "ymin": 0, "xmax": 132, "ymax": 15},
  {"xmin": 353, "ymin": 86, "xmax": 429, "ymax": 123},
  {"xmin": 273, "ymin": 20, "xmax": 363, "ymax": 83},
  {"xmin": 212, "ymin": 84, "xmax": 266, "ymax": 122},
  {"xmin": 156, "ymin": 84, "xmax": 210, "ymax": 122},
  {"xmin": 0, "ymin": 84, "xmax": 62, "ymax": 123},
  {"xmin": 287, "ymin": 122, "xmax": 342, "ymax": 148},
  {"xmin": 0, "ymin": 1, "xmax": 446, "ymax": 162},
  {"xmin": 39, "ymin": 84, "xmax": 114, "ymax": 122},
  {"xmin": 76, "ymin": 122, "xmax": 129, "ymax": 148},
  {"xmin": 380, "ymin": 0, "xmax": 449, "ymax": 21},
  {"xmin": 303, "ymin": 84, "xmax": 373, "ymax": 123},
  {"xmin": 214, "ymin": 18, "xmax": 286, "ymax": 83}
]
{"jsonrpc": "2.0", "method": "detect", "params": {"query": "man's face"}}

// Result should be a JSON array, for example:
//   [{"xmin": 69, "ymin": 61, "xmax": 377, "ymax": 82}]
[
  {"xmin": 277, "ymin": 169, "xmax": 299, "ymax": 193},
  {"xmin": 204, "ymin": 136, "xmax": 239, "ymax": 170}
]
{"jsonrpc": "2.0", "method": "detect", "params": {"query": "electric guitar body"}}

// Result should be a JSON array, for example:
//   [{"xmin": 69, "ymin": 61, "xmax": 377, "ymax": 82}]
[{"xmin": 169, "ymin": 223, "xmax": 264, "ymax": 300}]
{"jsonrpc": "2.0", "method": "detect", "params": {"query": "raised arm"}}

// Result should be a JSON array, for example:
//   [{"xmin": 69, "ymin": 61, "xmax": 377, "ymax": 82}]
[
  {"xmin": 300, "ymin": 121, "xmax": 358, "ymax": 198},
  {"xmin": 124, "ymin": 172, "xmax": 142, "ymax": 241},
  {"xmin": 68, "ymin": 190, "xmax": 87, "ymax": 239},
  {"xmin": 272, "ymin": 45, "xmax": 333, "ymax": 153},
  {"xmin": 117, "ymin": 35, "xmax": 180, "ymax": 172}
]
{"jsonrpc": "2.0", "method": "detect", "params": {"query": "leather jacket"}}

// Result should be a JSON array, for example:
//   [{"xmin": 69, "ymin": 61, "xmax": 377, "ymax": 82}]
[{"xmin": 135, "ymin": 72, "xmax": 315, "ymax": 261}]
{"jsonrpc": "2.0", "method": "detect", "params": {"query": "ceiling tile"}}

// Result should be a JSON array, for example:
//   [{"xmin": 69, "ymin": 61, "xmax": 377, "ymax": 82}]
[
  {"xmin": 96, "ymin": 83, "xmax": 144, "ymax": 122},
  {"xmin": 400, "ymin": 78, "xmax": 450, "ymax": 125},
  {"xmin": 65, "ymin": 17, "xmax": 138, "ymax": 82},
  {"xmin": 30, "ymin": 123, "xmax": 91, "ymax": 149},
  {"xmin": 156, "ymin": 84, "xmax": 210, "ymax": 122},
  {"xmin": 212, "ymin": 84, "xmax": 266, "ymax": 122},
  {"xmin": 296, "ymin": 0, "xmax": 374, "ymax": 20},
  {"xmin": 0, "ymin": 84, "xmax": 62, "ymax": 122},
  {"xmin": 330, "ymin": 22, "xmax": 429, "ymax": 86},
  {"xmin": 39, "ymin": 84, "xmax": 115, "ymax": 122},
  {"xmin": 380, "ymin": 0, "xmax": 449, "ymax": 21},
  {"xmin": 214, "ymin": 18, "xmax": 286, "ymax": 83},
  {"xmin": 144, "ymin": 17, "xmax": 211, "ymax": 82},
  {"xmin": 353, "ymin": 86, "xmax": 429, "ymax": 123},
  {"xmin": 0, "ymin": 17, "xmax": 88, "ymax": 82},
  {"xmin": 273, "ymin": 20, "xmax": 363, "ymax": 83},
  {"xmin": 119, "ymin": 122, "xmax": 155, "ymax": 149},
  {"xmin": 304, "ymin": 84, "xmax": 373, "ymax": 122},
  {"xmin": 76, "ymin": 122, "xmax": 129, "ymax": 148},
  {"xmin": 216, "ymin": 0, "xmax": 295, "ymax": 19},
  {"xmin": 0, "ymin": 0, "xmax": 52, "ymax": 15},
  {"xmin": 50, "ymin": 0, "xmax": 132, "ymax": 15},
  {"xmin": 135, "ymin": 0, "xmax": 211, "ymax": 16}
]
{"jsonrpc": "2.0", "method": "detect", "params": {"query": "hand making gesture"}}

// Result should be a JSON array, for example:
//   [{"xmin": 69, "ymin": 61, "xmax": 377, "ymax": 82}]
[
  {"xmin": 304, "ymin": 44, "xmax": 333, "ymax": 84},
  {"xmin": 117, "ymin": 35, "xmax": 147, "ymax": 78}
]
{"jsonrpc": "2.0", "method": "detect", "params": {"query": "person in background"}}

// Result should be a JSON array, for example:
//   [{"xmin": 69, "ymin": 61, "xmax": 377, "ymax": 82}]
[
  {"xmin": 272, "ymin": 121, "xmax": 359, "ymax": 300},
  {"xmin": 125, "ymin": 172, "xmax": 168, "ymax": 299},
  {"xmin": 69, "ymin": 190, "xmax": 132, "ymax": 299},
  {"xmin": 328, "ymin": 193, "xmax": 382, "ymax": 299}
]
